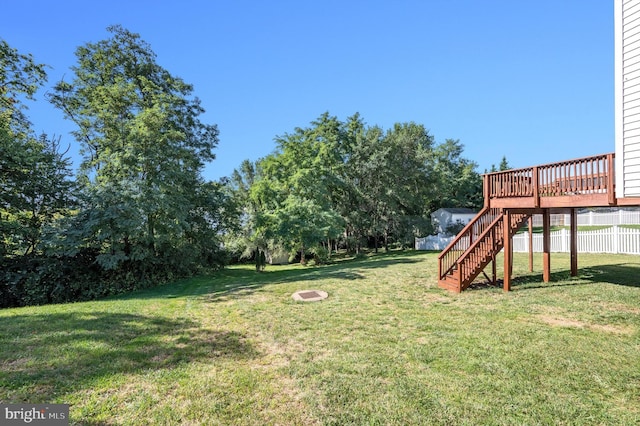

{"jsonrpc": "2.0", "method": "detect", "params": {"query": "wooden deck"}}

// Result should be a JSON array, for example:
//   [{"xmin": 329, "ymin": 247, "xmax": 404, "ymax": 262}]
[
  {"xmin": 485, "ymin": 153, "xmax": 616, "ymax": 210},
  {"xmin": 437, "ymin": 152, "xmax": 640, "ymax": 293}
]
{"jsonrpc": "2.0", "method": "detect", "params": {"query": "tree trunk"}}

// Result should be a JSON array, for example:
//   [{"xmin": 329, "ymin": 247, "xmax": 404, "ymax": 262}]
[{"xmin": 300, "ymin": 242, "xmax": 306, "ymax": 265}]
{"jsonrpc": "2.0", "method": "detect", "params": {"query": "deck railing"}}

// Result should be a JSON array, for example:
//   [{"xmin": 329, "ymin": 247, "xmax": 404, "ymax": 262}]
[{"xmin": 486, "ymin": 153, "xmax": 615, "ymax": 206}]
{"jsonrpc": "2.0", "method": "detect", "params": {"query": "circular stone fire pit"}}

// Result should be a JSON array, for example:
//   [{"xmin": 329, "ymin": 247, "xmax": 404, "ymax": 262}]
[{"xmin": 291, "ymin": 289, "xmax": 328, "ymax": 302}]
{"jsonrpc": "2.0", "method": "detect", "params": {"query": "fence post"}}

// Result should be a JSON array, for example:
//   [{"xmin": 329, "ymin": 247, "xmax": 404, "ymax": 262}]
[{"xmin": 613, "ymin": 225, "xmax": 619, "ymax": 254}]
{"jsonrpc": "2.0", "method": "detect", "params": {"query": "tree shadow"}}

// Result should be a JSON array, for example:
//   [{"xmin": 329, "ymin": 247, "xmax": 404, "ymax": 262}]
[
  {"xmin": 201, "ymin": 252, "xmax": 424, "ymax": 302},
  {"xmin": 579, "ymin": 263, "xmax": 640, "ymax": 288},
  {"xmin": 468, "ymin": 261, "xmax": 640, "ymax": 291},
  {"xmin": 119, "ymin": 250, "xmax": 425, "ymax": 304},
  {"xmin": 0, "ymin": 311, "xmax": 257, "ymax": 403}
]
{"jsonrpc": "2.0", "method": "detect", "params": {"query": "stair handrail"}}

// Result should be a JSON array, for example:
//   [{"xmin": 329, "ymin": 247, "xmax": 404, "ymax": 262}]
[
  {"xmin": 437, "ymin": 207, "xmax": 501, "ymax": 279},
  {"xmin": 456, "ymin": 212, "xmax": 530, "ymax": 289},
  {"xmin": 456, "ymin": 213, "xmax": 504, "ymax": 262}
]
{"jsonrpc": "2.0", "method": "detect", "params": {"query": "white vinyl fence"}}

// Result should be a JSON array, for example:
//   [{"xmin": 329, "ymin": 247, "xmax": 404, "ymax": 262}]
[
  {"xmin": 415, "ymin": 235, "xmax": 453, "ymax": 251},
  {"xmin": 576, "ymin": 210, "xmax": 640, "ymax": 226},
  {"xmin": 530, "ymin": 210, "xmax": 640, "ymax": 227},
  {"xmin": 513, "ymin": 226, "xmax": 640, "ymax": 254},
  {"xmin": 416, "ymin": 226, "xmax": 640, "ymax": 254}
]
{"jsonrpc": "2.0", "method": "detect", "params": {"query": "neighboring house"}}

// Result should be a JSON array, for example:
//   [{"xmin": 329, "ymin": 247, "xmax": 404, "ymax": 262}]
[
  {"xmin": 431, "ymin": 208, "xmax": 477, "ymax": 234},
  {"xmin": 615, "ymin": 0, "xmax": 640, "ymax": 198}
]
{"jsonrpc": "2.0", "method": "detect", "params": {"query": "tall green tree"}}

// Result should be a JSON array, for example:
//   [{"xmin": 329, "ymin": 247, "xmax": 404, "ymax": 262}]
[
  {"xmin": 499, "ymin": 155, "xmax": 510, "ymax": 171},
  {"xmin": 49, "ymin": 25, "xmax": 221, "ymax": 271},
  {"xmin": 251, "ymin": 113, "xmax": 344, "ymax": 263},
  {"xmin": 339, "ymin": 121, "xmax": 436, "ymax": 250},
  {"xmin": 430, "ymin": 139, "xmax": 482, "ymax": 210},
  {"xmin": 226, "ymin": 159, "xmax": 271, "ymax": 265},
  {"xmin": 1, "ymin": 39, "xmax": 74, "ymax": 256},
  {"xmin": 378, "ymin": 123, "xmax": 436, "ymax": 248},
  {"xmin": 0, "ymin": 39, "xmax": 47, "ymax": 135},
  {"xmin": 340, "ymin": 121, "xmax": 383, "ymax": 253},
  {"xmin": 229, "ymin": 113, "xmax": 483, "ymax": 259},
  {"xmin": 8, "ymin": 134, "xmax": 76, "ymax": 255}
]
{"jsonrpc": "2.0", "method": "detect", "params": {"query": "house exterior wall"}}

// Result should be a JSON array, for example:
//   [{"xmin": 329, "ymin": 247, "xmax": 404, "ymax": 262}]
[
  {"xmin": 431, "ymin": 209, "xmax": 477, "ymax": 234},
  {"xmin": 615, "ymin": 0, "xmax": 640, "ymax": 198},
  {"xmin": 450, "ymin": 213, "xmax": 476, "ymax": 226}
]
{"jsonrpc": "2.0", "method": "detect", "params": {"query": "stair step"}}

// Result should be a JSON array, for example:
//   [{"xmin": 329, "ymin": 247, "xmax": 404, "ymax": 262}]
[{"xmin": 438, "ymin": 276, "xmax": 461, "ymax": 293}]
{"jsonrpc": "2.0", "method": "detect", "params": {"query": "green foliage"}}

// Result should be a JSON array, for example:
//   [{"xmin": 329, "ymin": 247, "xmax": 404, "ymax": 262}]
[
  {"xmin": 1, "ymin": 34, "xmax": 484, "ymax": 307},
  {"xmin": 444, "ymin": 220, "xmax": 466, "ymax": 236},
  {"xmin": 227, "ymin": 113, "xmax": 482, "ymax": 259},
  {"xmin": 49, "ymin": 25, "xmax": 225, "ymax": 274},
  {"xmin": 309, "ymin": 244, "xmax": 330, "ymax": 264},
  {"xmin": 0, "ymin": 30, "xmax": 233, "ymax": 308},
  {"xmin": 248, "ymin": 114, "xmax": 345, "ymax": 263},
  {"xmin": 430, "ymin": 139, "xmax": 483, "ymax": 210},
  {"xmin": 3, "ymin": 135, "xmax": 76, "ymax": 256},
  {"xmin": 499, "ymin": 155, "xmax": 510, "ymax": 171},
  {"xmin": 1, "ymin": 40, "xmax": 76, "ymax": 257},
  {"xmin": 488, "ymin": 155, "xmax": 511, "ymax": 173},
  {"xmin": 0, "ymin": 39, "xmax": 48, "ymax": 134}
]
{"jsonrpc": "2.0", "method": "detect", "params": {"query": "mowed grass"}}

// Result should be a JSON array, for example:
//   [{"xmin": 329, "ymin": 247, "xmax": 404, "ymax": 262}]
[{"xmin": 1, "ymin": 251, "xmax": 639, "ymax": 425}]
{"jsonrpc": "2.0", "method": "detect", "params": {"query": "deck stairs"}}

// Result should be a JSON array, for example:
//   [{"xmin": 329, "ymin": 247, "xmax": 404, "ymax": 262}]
[{"xmin": 438, "ymin": 207, "xmax": 530, "ymax": 292}]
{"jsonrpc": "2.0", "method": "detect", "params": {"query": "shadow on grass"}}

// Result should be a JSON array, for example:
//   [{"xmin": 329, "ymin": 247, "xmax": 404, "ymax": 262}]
[
  {"xmin": 0, "ymin": 311, "xmax": 257, "ymax": 402},
  {"xmin": 511, "ymin": 262, "xmax": 640, "ymax": 290},
  {"xmin": 206, "ymin": 251, "xmax": 425, "ymax": 301},
  {"xmin": 469, "ymin": 261, "xmax": 640, "ymax": 291},
  {"xmin": 580, "ymin": 263, "xmax": 640, "ymax": 288},
  {"xmin": 122, "ymin": 250, "xmax": 426, "ymax": 303}
]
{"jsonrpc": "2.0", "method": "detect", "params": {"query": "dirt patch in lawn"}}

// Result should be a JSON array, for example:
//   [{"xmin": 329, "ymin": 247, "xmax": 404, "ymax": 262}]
[{"xmin": 538, "ymin": 315, "xmax": 633, "ymax": 335}]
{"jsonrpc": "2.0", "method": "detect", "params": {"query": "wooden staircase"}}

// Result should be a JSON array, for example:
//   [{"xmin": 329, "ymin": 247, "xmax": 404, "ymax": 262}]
[{"xmin": 437, "ymin": 207, "xmax": 531, "ymax": 292}]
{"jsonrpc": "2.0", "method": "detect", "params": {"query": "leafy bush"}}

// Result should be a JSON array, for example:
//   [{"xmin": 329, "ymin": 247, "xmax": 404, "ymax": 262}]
[
  {"xmin": 310, "ymin": 245, "xmax": 330, "ymax": 265},
  {"xmin": 0, "ymin": 245, "xmax": 227, "ymax": 308}
]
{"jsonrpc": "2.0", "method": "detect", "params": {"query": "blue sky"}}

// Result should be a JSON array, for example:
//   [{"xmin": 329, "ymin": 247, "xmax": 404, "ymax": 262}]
[{"xmin": 4, "ymin": 0, "xmax": 613, "ymax": 181}]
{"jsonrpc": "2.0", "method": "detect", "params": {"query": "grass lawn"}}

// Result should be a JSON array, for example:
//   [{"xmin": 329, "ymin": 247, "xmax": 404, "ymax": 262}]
[{"xmin": 1, "ymin": 251, "xmax": 639, "ymax": 425}]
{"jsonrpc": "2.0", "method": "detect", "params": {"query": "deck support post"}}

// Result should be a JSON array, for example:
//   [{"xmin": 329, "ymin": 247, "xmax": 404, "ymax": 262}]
[
  {"xmin": 542, "ymin": 209, "xmax": 551, "ymax": 282},
  {"xmin": 570, "ymin": 208, "xmax": 578, "ymax": 276},
  {"xmin": 528, "ymin": 217, "xmax": 534, "ymax": 272},
  {"xmin": 503, "ymin": 209, "xmax": 512, "ymax": 292},
  {"xmin": 492, "ymin": 252, "xmax": 497, "ymax": 283}
]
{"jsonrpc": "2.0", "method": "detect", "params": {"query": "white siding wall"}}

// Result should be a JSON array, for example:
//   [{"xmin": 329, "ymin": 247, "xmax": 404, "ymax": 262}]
[{"xmin": 616, "ymin": 0, "xmax": 640, "ymax": 197}]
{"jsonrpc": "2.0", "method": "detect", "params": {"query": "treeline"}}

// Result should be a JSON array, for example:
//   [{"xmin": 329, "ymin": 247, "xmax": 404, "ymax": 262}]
[
  {"xmin": 224, "ymin": 113, "xmax": 483, "ymax": 266},
  {"xmin": 1, "ymin": 27, "xmax": 232, "ymax": 307},
  {"xmin": 1, "ymin": 27, "xmax": 482, "ymax": 308}
]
